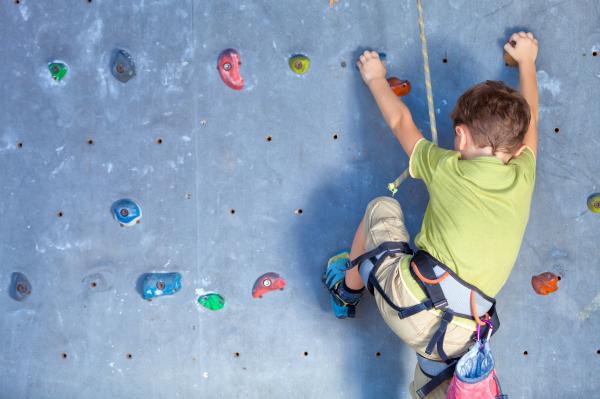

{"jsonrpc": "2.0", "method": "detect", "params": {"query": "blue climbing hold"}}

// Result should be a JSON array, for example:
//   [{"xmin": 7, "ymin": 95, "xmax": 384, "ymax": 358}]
[
  {"xmin": 10, "ymin": 272, "xmax": 31, "ymax": 301},
  {"xmin": 111, "ymin": 198, "xmax": 142, "ymax": 227},
  {"xmin": 141, "ymin": 272, "xmax": 182, "ymax": 300}
]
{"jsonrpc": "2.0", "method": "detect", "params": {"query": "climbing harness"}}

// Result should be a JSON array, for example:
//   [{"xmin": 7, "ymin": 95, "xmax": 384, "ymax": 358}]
[
  {"xmin": 388, "ymin": 0, "xmax": 438, "ymax": 195},
  {"xmin": 352, "ymin": 242, "xmax": 501, "ymax": 397}
]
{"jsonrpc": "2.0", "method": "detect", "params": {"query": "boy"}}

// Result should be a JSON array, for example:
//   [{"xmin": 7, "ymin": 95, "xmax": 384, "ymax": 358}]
[{"xmin": 324, "ymin": 32, "xmax": 539, "ymax": 398}]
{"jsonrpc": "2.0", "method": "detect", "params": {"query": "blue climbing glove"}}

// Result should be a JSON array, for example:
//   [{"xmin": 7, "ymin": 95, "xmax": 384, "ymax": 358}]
[{"xmin": 322, "ymin": 250, "xmax": 362, "ymax": 319}]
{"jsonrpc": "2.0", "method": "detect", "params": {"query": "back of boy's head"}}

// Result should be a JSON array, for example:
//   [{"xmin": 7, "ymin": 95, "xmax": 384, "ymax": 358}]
[{"xmin": 451, "ymin": 80, "xmax": 531, "ymax": 155}]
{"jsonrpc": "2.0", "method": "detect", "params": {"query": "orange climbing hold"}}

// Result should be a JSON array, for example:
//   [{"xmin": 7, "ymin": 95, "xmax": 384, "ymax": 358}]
[
  {"xmin": 531, "ymin": 272, "xmax": 560, "ymax": 295},
  {"xmin": 387, "ymin": 77, "xmax": 411, "ymax": 97}
]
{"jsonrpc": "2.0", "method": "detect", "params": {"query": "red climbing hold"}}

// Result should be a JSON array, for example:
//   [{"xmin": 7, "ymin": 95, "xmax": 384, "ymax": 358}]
[
  {"xmin": 217, "ymin": 49, "xmax": 243, "ymax": 90},
  {"xmin": 387, "ymin": 77, "xmax": 411, "ymax": 97},
  {"xmin": 252, "ymin": 272, "xmax": 286, "ymax": 298},
  {"xmin": 531, "ymin": 272, "xmax": 560, "ymax": 295}
]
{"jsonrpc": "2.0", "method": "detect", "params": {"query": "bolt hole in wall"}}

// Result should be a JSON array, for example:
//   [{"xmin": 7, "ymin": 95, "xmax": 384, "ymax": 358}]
[
  {"xmin": 303, "ymin": 351, "xmax": 309, "ymax": 357},
  {"xmin": 341, "ymin": 60, "xmax": 347, "ymax": 68},
  {"xmin": 87, "ymin": 138, "xmax": 94, "ymax": 145},
  {"xmin": 442, "ymin": 57, "xmax": 448, "ymax": 63},
  {"xmin": 61, "ymin": 352, "xmax": 68, "ymax": 359},
  {"xmin": 332, "ymin": 133, "xmax": 339, "ymax": 140},
  {"xmin": 229, "ymin": 209, "xmax": 236, "ymax": 215},
  {"xmin": 554, "ymin": 127, "xmax": 560, "ymax": 133},
  {"xmin": 17, "ymin": 141, "xmax": 23, "ymax": 149},
  {"xmin": 265, "ymin": 135, "xmax": 272, "ymax": 142},
  {"xmin": 126, "ymin": 353, "xmax": 133, "ymax": 359},
  {"xmin": 295, "ymin": 208, "xmax": 303, "ymax": 215},
  {"xmin": 597, "ymin": 349, "xmax": 600, "ymax": 355},
  {"xmin": 156, "ymin": 137, "xmax": 163, "ymax": 145},
  {"xmin": 376, "ymin": 352, "xmax": 382, "ymax": 357},
  {"xmin": 57, "ymin": 211, "xmax": 64, "ymax": 218},
  {"xmin": 593, "ymin": 51, "xmax": 598, "ymax": 57},
  {"xmin": 234, "ymin": 352, "xmax": 240, "ymax": 358},
  {"xmin": 90, "ymin": 281, "xmax": 97, "ymax": 288},
  {"xmin": 523, "ymin": 351, "xmax": 528, "ymax": 356}
]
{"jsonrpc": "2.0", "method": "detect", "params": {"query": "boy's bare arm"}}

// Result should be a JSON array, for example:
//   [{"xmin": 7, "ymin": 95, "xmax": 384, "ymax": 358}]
[
  {"xmin": 357, "ymin": 51, "xmax": 424, "ymax": 157},
  {"xmin": 505, "ymin": 32, "xmax": 539, "ymax": 156}
]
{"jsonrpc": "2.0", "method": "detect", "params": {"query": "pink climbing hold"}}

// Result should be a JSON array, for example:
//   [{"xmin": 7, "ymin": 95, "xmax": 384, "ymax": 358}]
[
  {"xmin": 217, "ymin": 49, "xmax": 244, "ymax": 90},
  {"xmin": 252, "ymin": 272, "xmax": 286, "ymax": 298}
]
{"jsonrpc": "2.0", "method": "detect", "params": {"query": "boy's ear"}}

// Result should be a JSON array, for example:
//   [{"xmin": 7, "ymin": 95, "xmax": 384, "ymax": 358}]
[{"xmin": 455, "ymin": 125, "xmax": 468, "ymax": 151}]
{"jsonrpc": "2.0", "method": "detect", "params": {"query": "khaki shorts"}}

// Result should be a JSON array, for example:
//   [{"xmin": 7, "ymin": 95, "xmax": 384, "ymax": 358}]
[{"xmin": 361, "ymin": 197, "xmax": 475, "ymax": 398}]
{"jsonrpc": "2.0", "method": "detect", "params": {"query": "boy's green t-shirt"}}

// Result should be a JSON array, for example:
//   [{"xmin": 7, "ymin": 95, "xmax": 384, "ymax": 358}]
[{"xmin": 400, "ymin": 138, "xmax": 536, "ymax": 299}]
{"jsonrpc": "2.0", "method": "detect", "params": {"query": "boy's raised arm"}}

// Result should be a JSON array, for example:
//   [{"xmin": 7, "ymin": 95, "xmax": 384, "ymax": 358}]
[
  {"xmin": 505, "ymin": 32, "xmax": 539, "ymax": 156},
  {"xmin": 357, "ymin": 51, "xmax": 424, "ymax": 157}
]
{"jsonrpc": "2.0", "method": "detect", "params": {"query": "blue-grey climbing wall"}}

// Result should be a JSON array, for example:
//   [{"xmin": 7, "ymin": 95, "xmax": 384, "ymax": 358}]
[{"xmin": 1, "ymin": 1, "xmax": 599, "ymax": 398}]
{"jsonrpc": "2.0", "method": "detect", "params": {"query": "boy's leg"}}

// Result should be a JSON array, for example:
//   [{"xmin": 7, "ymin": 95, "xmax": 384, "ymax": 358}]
[
  {"xmin": 345, "ymin": 220, "xmax": 367, "ymax": 290},
  {"xmin": 409, "ymin": 363, "xmax": 450, "ymax": 399},
  {"xmin": 324, "ymin": 197, "xmax": 410, "ymax": 318}
]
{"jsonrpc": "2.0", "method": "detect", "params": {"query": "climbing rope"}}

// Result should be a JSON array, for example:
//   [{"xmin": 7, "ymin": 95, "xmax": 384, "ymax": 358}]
[{"xmin": 388, "ymin": 0, "xmax": 438, "ymax": 195}]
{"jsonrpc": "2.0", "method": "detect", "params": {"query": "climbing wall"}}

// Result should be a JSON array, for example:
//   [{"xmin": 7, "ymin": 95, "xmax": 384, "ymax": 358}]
[{"xmin": 1, "ymin": 1, "xmax": 599, "ymax": 398}]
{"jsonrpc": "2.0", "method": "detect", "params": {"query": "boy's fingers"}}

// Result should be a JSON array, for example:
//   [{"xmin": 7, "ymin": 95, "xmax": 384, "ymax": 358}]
[
  {"xmin": 518, "ymin": 31, "xmax": 527, "ymax": 37},
  {"xmin": 370, "ymin": 51, "xmax": 379, "ymax": 58},
  {"xmin": 510, "ymin": 33, "xmax": 520, "ymax": 44},
  {"xmin": 504, "ymin": 42, "xmax": 516, "ymax": 55},
  {"xmin": 363, "ymin": 50, "xmax": 371, "ymax": 58},
  {"xmin": 360, "ymin": 55, "xmax": 367, "ymax": 63},
  {"xmin": 526, "ymin": 32, "xmax": 534, "ymax": 40}
]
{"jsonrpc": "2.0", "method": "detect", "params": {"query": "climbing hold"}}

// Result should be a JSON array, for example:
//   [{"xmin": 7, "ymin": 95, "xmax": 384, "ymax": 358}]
[
  {"xmin": 531, "ymin": 272, "xmax": 560, "ymax": 295},
  {"xmin": 387, "ymin": 77, "xmax": 411, "ymax": 97},
  {"xmin": 48, "ymin": 62, "xmax": 68, "ymax": 81},
  {"xmin": 9, "ymin": 272, "xmax": 31, "ymax": 301},
  {"xmin": 587, "ymin": 193, "xmax": 600, "ymax": 213},
  {"xmin": 198, "ymin": 293, "xmax": 225, "ymax": 311},
  {"xmin": 111, "ymin": 198, "xmax": 142, "ymax": 227},
  {"xmin": 111, "ymin": 49, "xmax": 136, "ymax": 83},
  {"xmin": 141, "ymin": 272, "xmax": 182, "ymax": 300},
  {"xmin": 217, "ymin": 49, "xmax": 243, "ymax": 90},
  {"xmin": 252, "ymin": 272, "xmax": 286, "ymax": 298},
  {"xmin": 289, "ymin": 54, "xmax": 311, "ymax": 75}
]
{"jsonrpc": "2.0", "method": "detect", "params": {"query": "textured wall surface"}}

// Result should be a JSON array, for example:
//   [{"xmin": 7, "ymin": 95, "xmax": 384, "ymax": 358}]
[{"xmin": 1, "ymin": 1, "xmax": 599, "ymax": 398}]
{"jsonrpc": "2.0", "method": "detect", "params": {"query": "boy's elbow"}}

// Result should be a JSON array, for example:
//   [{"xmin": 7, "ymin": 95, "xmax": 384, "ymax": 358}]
[{"xmin": 389, "ymin": 112, "xmax": 409, "ymax": 133}]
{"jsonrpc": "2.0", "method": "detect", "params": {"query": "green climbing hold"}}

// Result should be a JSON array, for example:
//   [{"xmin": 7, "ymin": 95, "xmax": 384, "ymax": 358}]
[
  {"xmin": 198, "ymin": 293, "xmax": 225, "ymax": 311},
  {"xmin": 289, "ymin": 54, "xmax": 310, "ymax": 75},
  {"xmin": 587, "ymin": 193, "xmax": 600, "ymax": 213},
  {"xmin": 48, "ymin": 62, "xmax": 68, "ymax": 81}
]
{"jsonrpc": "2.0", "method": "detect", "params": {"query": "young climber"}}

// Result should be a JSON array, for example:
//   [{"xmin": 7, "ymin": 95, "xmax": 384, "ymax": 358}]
[{"xmin": 323, "ymin": 32, "xmax": 539, "ymax": 398}]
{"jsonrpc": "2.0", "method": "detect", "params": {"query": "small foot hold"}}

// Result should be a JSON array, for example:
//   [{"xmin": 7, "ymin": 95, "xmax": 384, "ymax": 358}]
[
  {"xmin": 587, "ymin": 193, "xmax": 600, "ymax": 213},
  {"xmin": 531, "ymin": 272, "xmax": 560, "ymax": 295},
  {"xmin": 217, "ymin": 49, "xmax": 243, "ymax": 90},
  {"xmin": 111, "ymin": 198, "xmax": 142, "ymax": 227},
  {"xmin": 289, "ymin": 54, "xmax": 310, "ymax": 75},
  {"xmin": 387, "ymin": 77, "xmax": 411, "ymax": 97},
  {"xmin": 252, "ymin": 272, "xmax": 286, "ymax": 298},
  {"xmin": 141, "ymin": 272, "xmax": 182, "ymax": 300},
  {"xmin": 48, "ymin": 62, "xmax": 68, "ymax": 81},
  {"xmin": 10, "ymin": 272, "xmax": 31, "ymax": 301},
  {"xmin": 198, "ymin": 293, "xmax": 225, "ymax": 311},
  {"xmin": 111, "ymin": 49, "xmax": 136, "ymax": 83}
]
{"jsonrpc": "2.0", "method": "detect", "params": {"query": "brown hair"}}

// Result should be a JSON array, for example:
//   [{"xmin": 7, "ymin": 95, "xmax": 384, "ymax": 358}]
[{"xmin": 451, "ymin": 80, "xmax": 530, "ymax": 155}]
